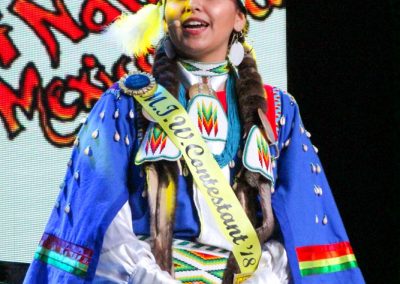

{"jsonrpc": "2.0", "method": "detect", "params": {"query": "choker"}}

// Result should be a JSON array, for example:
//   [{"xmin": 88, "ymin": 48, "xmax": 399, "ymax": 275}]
[
  {"xmin": 177, "ymin": 59, "xmax": 230, "ymax": 77},
  {"xmin": 177, "ymin": 59, "xmax": 230, "ymax": 93}
]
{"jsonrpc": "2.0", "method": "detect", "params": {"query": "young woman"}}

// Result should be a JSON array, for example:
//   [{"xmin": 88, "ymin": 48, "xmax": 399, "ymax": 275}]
[{"xmin": 24, "ymin": 0, "xmax": 365, "ymax": 283}]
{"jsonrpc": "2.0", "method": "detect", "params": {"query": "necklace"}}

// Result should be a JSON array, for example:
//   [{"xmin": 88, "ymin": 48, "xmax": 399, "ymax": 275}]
[
  {"xmin": 176, "ymin": 58, "xmax": 241, "ymax": 168},
  {"xmin": 177, "ymin": 59, "xmax": 229, "ymax": 96},
  {"xmin": 178, "ymin": 59, "xmax": 230, "ymax": 77},
  {"xmin": 177, "ymin": 73, "xmax": 241, "ymax": 168}
]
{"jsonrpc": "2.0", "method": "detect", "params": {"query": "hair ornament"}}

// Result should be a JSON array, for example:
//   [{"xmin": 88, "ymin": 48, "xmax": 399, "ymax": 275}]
[{"xmin": 105, "ymin": 2, "xmax": 164, "ymax": 57}]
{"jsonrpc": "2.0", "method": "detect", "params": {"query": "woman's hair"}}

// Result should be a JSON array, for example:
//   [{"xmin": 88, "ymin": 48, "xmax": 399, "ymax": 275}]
[
  {"xmin": 151, "ymin": 35, "xmax": 267, "ymax": 206},
  {"xmin": 152, "ymin": 35, "xmax": 266, "ymax": 126},
  {"xmin": 154, "ymin": 34, "xmax": 266, "ymax": 138},
  {"xmin": 147, "ymin": 37, "xmax": 268, "ymax": 275},
  {"xmin": 152, "ymin": 43, "xmax": 180, "ymax": 98}
]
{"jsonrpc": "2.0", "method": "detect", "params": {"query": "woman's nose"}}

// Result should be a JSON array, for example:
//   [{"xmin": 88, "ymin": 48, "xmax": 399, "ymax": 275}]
[{"xmin": 186, "ymin": 0, "xmax": 202, "ymax": 12}]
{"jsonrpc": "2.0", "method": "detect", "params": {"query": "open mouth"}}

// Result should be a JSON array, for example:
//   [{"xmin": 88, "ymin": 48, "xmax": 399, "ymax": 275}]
[{"xmin": 182, "ymin": 18, "xmax": 209, "ymax": 33}]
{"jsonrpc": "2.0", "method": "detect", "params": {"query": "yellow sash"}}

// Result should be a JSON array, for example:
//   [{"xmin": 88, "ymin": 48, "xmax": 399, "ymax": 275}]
[{"xmin": 120, "ymin": 73, "xmax": 261, "ymax": 280}]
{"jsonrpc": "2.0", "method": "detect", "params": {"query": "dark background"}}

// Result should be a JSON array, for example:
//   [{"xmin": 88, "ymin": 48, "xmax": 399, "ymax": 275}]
[
  {"xmin": 1, "ymin": 1, "xmax": 399, "ymax": 283},
  {"xmin": 287, "ymin": 0, "xmax": 399, "ymax": 283}
]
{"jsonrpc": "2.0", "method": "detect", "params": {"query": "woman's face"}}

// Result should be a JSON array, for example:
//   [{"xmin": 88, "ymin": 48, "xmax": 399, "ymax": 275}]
[{"xmin": 165, "ymin": 0, "xmax": 246, "ymax": 62}]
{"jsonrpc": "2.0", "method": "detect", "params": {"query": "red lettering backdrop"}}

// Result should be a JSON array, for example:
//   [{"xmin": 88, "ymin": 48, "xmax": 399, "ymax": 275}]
[{"xmin": 0, "ymin": 0, "xmax": 282, "ymax": 148}]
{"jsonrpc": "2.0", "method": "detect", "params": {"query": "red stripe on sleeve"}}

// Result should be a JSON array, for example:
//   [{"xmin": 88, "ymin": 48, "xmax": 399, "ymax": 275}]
[{"xmin": 296, "ymin": 242, "xmax": 355, "ymax": 262}]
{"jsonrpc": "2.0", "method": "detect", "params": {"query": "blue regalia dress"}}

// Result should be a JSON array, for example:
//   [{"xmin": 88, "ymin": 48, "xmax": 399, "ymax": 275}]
[{"xmin": 23, "ymin": 65, "xmax": 365, "ymax": 284}]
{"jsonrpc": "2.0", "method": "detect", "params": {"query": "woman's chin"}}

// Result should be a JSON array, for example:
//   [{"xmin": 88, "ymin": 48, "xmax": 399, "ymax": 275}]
[
  {"xmin": 176, "ymin": 46, "xmax": 208, "ymax": 60},
  {"xmin": 176, "ymin": 46, "xmax": 223, "ymax": 62}
]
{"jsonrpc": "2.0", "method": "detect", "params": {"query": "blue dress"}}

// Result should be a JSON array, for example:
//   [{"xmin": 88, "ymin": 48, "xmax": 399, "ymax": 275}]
[{"xmin": 23, "ymin": 80, "xmax": 365, "ymax": 283}]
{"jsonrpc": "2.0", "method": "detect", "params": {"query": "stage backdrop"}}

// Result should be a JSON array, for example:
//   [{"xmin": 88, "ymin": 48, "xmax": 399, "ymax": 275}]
[{"xmin": 0, "ymin": 0, "xmax": 287, "ymax": 264}]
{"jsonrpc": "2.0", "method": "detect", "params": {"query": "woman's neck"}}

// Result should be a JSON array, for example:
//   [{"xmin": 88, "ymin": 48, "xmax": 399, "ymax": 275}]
[
  {"xmin": 176, "ymin": 58, "xmax": 230, "ymax": 92},
  {"xmin": 176, "ymin": 47, "xmax": 229, "ymax": 64}
]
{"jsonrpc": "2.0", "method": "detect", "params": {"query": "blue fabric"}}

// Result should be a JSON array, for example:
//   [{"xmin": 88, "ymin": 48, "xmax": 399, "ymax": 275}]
[
  {"xmin": 131, "ymin": 175, "xmax": 200, "ymax": 239},
  {"xmin": 24, "ymin": 84, "xmax": 136, "ymax": 283},
  {"xmin": 23, "ymin": 84, "xmax": 365, "ymax": 284},
  {"xmin": 271, "ymin": 90, "xmax": 365, "ymax": 283}
]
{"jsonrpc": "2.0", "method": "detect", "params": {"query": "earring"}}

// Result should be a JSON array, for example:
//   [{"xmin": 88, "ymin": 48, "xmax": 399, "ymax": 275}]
[
  {"xmin": 228, "ymin": 32, "xmax": 244, "ymax": 66},
  {"xmin": 163, "ymin": 37, "xmax": 176, "ymax": 59}
]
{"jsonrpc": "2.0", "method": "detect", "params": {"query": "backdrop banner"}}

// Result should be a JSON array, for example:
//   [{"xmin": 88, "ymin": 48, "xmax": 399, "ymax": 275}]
[{"xmin": 0, "ymin": 0, "xmax": 287, "ymax": 264}]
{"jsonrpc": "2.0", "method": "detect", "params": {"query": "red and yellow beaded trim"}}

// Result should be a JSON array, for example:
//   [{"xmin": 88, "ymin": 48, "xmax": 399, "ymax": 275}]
[{"xmin": 296, "ymin": 241, "xmax": 358, "ymax": 276}]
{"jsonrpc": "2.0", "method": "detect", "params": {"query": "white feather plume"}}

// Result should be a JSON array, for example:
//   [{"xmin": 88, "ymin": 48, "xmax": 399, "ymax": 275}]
[{"xmin": 104, "ymin": 4, "xmax": 164, "ymax": 57}]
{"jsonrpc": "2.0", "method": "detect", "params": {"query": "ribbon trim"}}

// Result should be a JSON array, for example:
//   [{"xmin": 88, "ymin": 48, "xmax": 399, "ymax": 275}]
[
  {"xmin": 301, "ymin": 261, "xmax": 358, "ymax": 277},
  {"xmin": 296, "ymin": 241, "xmax": 358, "ymax": 277},
  {"xmin": 35, "ymin": 247, "xmax": 88, "ymax": 277},
  {"xmin": 34, "ymin": 233, "xmax": 93, "ymax": 278}
]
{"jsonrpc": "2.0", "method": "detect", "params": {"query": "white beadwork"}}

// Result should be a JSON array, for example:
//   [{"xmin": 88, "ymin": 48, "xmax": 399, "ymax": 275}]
[
  {"xmin": 64, "ymin": 203, "xmax": 71, "ymax": 214},
  {"xmin": 314, "ymin": 185, "xmax": 323, "ymax": 196},
  {"xmin": 114, "ymin": 109, "xmax": 120, "ymax": 119},
  {"xmin": 114, "ymin": 131, "xmax": 121, "ymax": 142},
  {"xmin": 279, "ymin": 116, "xmax": 286, "ymax": 126},
  {"xmin": 92, "ymin": 129, "xmax": 99, "ymax": 139},
  {"xmin": 311, "ymin": 163, "xmax": 317, "ymax": 173},
  {"xmin": 84, "ymin": 146, "xmax": 91, "ymax": 156},
  {"xmin": 73, "ymin": 137, "xmax": 79, "ymax": 147}
]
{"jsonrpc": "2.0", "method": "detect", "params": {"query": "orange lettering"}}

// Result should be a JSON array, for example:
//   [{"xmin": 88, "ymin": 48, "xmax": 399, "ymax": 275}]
[{"xmin": 10, "ymin": 0, "xmax": 86, "ymax": 68}]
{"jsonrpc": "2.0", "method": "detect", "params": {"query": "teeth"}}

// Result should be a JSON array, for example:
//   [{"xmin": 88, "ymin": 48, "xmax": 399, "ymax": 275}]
[
  {"xmin": 188, "ymin": 21, "xmax": 202, "ymax": 25},
  {"xmin": 184, "ymin": 21, "xmax": 207, "ymax": 27}
]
